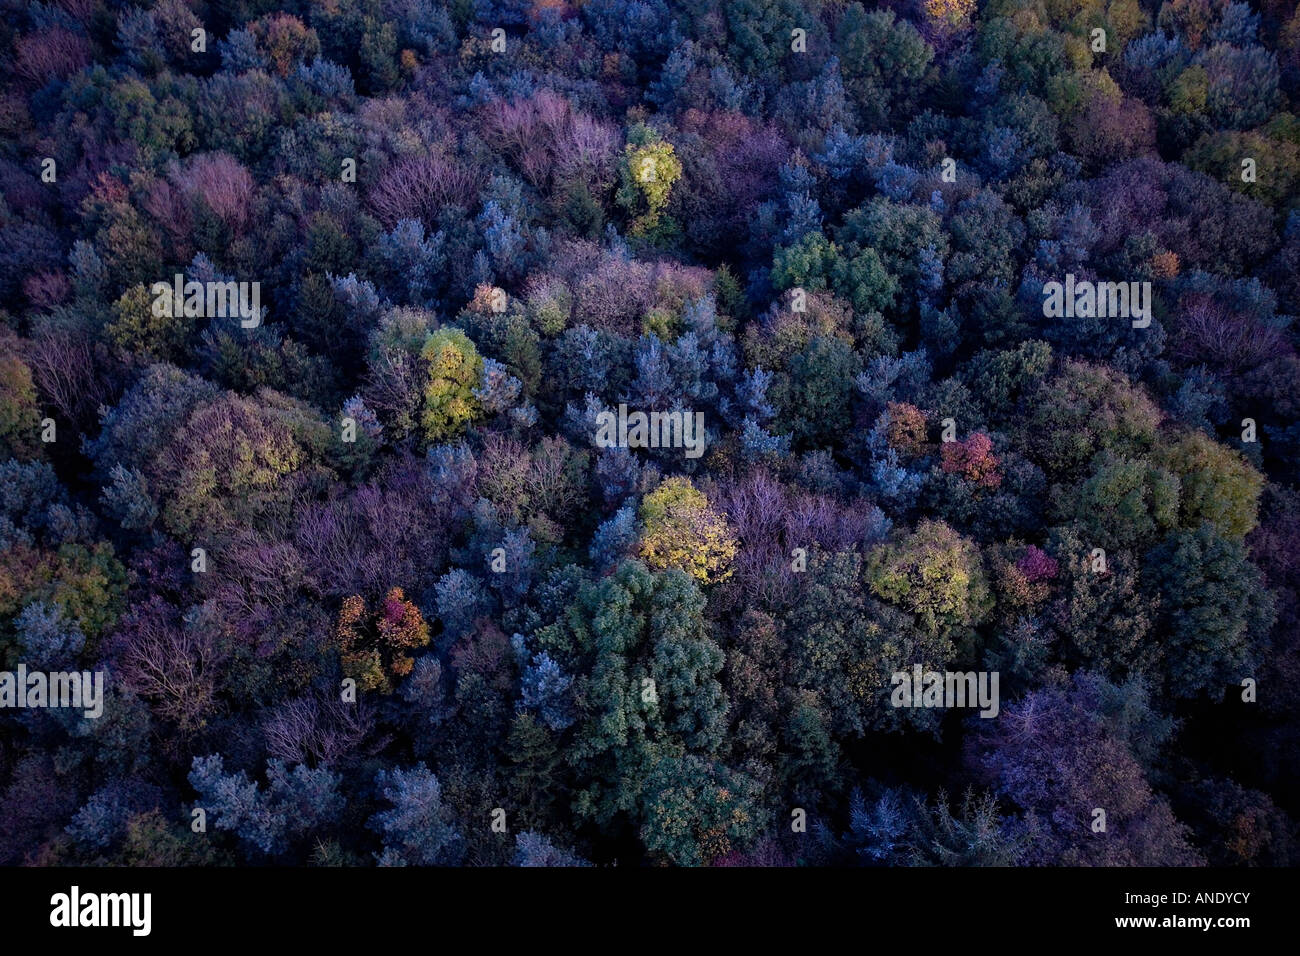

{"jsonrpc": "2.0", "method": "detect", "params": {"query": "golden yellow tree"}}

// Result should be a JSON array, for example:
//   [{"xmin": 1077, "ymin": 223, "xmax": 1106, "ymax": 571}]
[
  {"xmin": 638, "ymin": 477, "xmax": 737, "ymax": 584},
  {"xmin": 923, "ymin": 0, "xmax": 975, "ymax": 33}
]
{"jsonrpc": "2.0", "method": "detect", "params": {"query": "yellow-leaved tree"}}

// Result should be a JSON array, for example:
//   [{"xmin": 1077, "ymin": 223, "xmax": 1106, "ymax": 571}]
[
  {"xmin": 616, "ymin": 124, "xmax": 683, "ymax": 241},
  {"xmin": 637, "ymin": 477, "xmax": 737, "ymax": 584},
  {"xmin": 1155, "ymin": 430, "xmax": 1264, "ymax": 540},
  {"xmin": 420, "ymin": 327, "xmax": 483, "ymax": 443}
]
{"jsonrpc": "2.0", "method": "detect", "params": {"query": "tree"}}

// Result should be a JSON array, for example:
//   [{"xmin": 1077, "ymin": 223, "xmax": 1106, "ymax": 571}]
[
  {"xmin": 638, "ymin": 477, "xmax": 738, "ymax": 584},
  {"xmin": 721, "ymin": 608, "xmax": 785, "ymax": 760},
  {"xmin": 504, "ymin": 713, "xmax": 565, "ymax": 831},
  {"xmin": 884, "ymin": 402, "xmax": 930, "ymax": 458},
  {"xmin": 249, "ymin": 13, "xmax": 321, "ymax": 77},
  {"xmin": 14, "ymin": 601, "xmax": 85, "ymax": 670},
  {"xmin": 940, "ymin": 432, "xmax": 1002, "ymax": 489},
  {"xmin": 172, "ymin": 152, "xmax": 256, "ymax": 239},
  {"xmin": 1155, "ymin": 431, "xmax": 1264, "ymax": 539},
  {"xmin": 368, "ymin": 764, "xmax": 465, "ymax": 866},
  {"xmin": 150, "ymin": 390, "xmax": 334, "ymax": 538},
  {"xmin": 966, "ymin": 673, "xmax": 1202, "ymax": 866},
  {"xmin": 367, "ymin": 156, "xmax": 482, "ymax": 228},
  {"xmin": 86, "ymin": 364, "xmax": 220, "ymax": 478},
  {"xmin": 845, "ymin": 787, "xmax": 1026, "ymax": 866},
  {"xmin": 1021, "ymin": 361, "xmax": 1164, "ymax": 480},
  {"xmin": 0, "ymin": 347, "xmax": 43, "ymax": 462},
  {"xmin": 1185, "ymin": 120, "xmax": 1300, "ymax": 210},
  {"xmin": 1065, "ymin": 83, "xmax": 1156, "ymax": 170},
  {"xmin": 1199, "ymin": 42, "xmax": 1281, "ymax": 130},
  {"xmin": 960, "ymin": 341, "xmax": 1054, "ymax": 424},
  {"xmin": 1169, "ymin": 290, "xmax": 1287, "ymax": 375},
  {"xmin": 2, "ymin": 540, "xmax": 128, "ymax": 645},
  {"xmin": 839, "ymin": 199, "xmax": 949, "ymax": 301},
  {"xmin": 1085, "ymin": 158, "xmax": 1273, "ymax": 276},
  {"xmin": 836, "ymin": 4, "xmax": 935, "ymax": 127},
  {"xmin": 107, "ymin": 284, "xmax": 193, "ymax": 363},
  {"xmin": 447, "ymin": 619, "xmax": 517, "ymax": 756},
  {"xmin": 771, "ymin": 233, "xmax": 900, "ymax": 316},
  {"xmin": 616, "ymin": 125, "xmax": 683, "ymax": 241},
  {"xmin": 723, "ymin": 0, "xmax": 821, "ymax": 77},
  {"xmin": 12, "ymin": 27, "xmax": 90, "ymax": 84},
  {"xmin": 638, "ymin": 752, "xmax": 767, "ymax": 866},
  {"xmin": 568, "ymin": 561, "xmax": 729, "ymax": 829},
  {"xmin": 474, "ymin": 435, "xmax": 588, "ymax": 545},
  {"xmin": 1059, "ymin": 452, "xmax": 1180, "ymax": 550},
  {"xmin": 514, "ymin": 831, "xmax": 590, "ymax": 867},
  {"xmin": 1178, "ymin": 777, "xmax": 1296, "ymax": 867},
  {"xmin": 778, "ymin": 335, "xmax": 860, "ymax": 448},
  {"xmin": 334, "ymin": 587, "xmax": 431, "ymax": 694},
  {"xmin": 1144, "ymin": 524, "xmax": 1275, "ymax": 699},
  {"xmin": 106, "ymin": 596, "xmax": 222, "ymax": 734},
  {"xmin": 1045, "ymin": 527, "xmax": 1156, "ymax": 676},
  {"xmin": 117, "ymin": 810, "xmax": 225, "ymax": 867},
  {"xmin": 188, "ymin": 756, "xmax": 343, "ymax": 858},
  {"xmin": 788, "ymin": 550, "xmax": 952, "ymax": 738},
  {"xmin": 359, "ymin": 17, "xmax": 400, "ymax": 93},
  {"xmin": 420, "ymin": 329, "xmax": 484, "ymax": 444},
  {"xmin": 520, "ymin": 652, "xmax": 575, "ymax": 731},
  {"xmin": 946, "ymin": 190, "xmax": 1026, "ymax": 286},
  {"xmin": 922, "ymin": 0, "xmax": 976, "ymax": 38},
  {"xmin": 868, "ymin": 520, "xmax": 991, "ymax": 638}
]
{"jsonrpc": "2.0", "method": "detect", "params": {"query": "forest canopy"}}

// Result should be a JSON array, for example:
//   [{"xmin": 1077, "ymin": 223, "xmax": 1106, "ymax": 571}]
[{"xmin": 1, "ymin": 0, "xmax": 1298, "ymax": 868}]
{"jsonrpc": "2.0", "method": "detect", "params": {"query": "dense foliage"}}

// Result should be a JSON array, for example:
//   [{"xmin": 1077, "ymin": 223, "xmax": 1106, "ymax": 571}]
[{"xmin": 1, "ymin": 0, "xmax": 1298, "ymax": 867}]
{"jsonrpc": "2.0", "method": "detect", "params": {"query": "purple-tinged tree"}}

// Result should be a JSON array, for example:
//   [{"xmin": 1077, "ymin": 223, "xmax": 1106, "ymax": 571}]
[{"xmin": 966, "ymin": 673, "xmax": 1202, "ymax": 866}]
